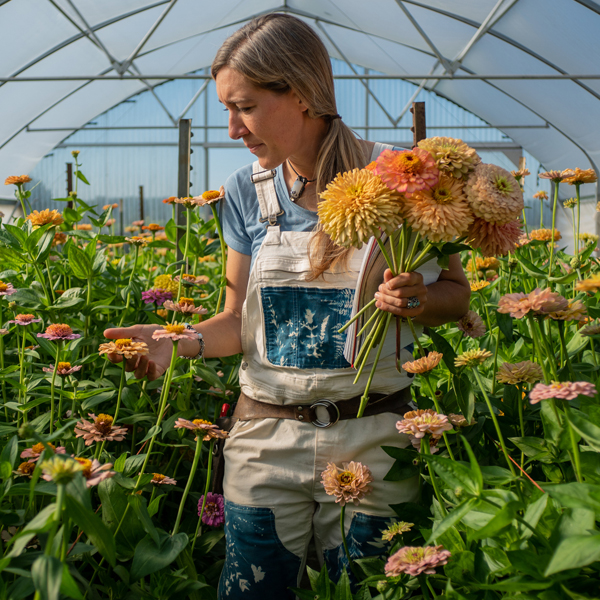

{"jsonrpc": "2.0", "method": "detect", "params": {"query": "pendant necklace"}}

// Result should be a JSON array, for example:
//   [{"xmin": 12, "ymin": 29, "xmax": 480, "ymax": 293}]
[{"xmin": 287, "ymin": 160, "xmax": 316, "ymax": 202}]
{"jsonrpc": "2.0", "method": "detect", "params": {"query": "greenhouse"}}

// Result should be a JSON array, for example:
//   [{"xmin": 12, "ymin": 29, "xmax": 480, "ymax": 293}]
[{"xmin": 1, "ymin": 0, "xmax": 600, "ymax": 598}]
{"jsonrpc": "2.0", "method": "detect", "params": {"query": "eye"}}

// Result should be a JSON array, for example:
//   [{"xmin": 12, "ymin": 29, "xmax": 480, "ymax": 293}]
[{"xmin": 238, "ymin": 106, "xmax": 253, "ymax": 114}]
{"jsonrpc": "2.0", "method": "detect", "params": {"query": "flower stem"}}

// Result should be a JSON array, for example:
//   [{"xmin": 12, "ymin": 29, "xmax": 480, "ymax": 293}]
[
  {"xmin": 547, "ymin": 181, "xmax": 560, "ymax": 284},
  {"xmin": 118, "ymin": 245, "xmax": 140, "ymax": 327},
  {"xmin": 211, "ymin": 204, "xmax": 227, "ymax": 317},
  {"xmin": 406, "ymin": 315, "xmax": 425, "ymax": 357},
  {"xmin": 421, "ymin": 438, "xmax": 447, "ymax": 516},
  {"xmin": 556, "ymin": 320, "xmax": 575, "ymax": 379},
  {"xmin": 517, "ymin": 384, "xmax": 526, "ymax": 468},
  {"xmin": 575, "ymin": 184, "xmax": 581, "ymax": 257},
  {"xmin": 527, "ymin": 315, "xmax": 550, "ymax": 383},
  {"xmin": 472, "ymin": 367, "xmax": 516, "ymax": 476},
  {"xmin": 422, "ymin": 373, "xmax": 455, "ymax": 461},
  {"xmin": 563, "ymin": 402, "xmax": 583, "ymax": 483},
  {"xmin": 49, "ymin": 342, "xmax": 62, "ymax": 435},
  {"xmin": 339, "ymin": 504, "xmax": 362, "ymax": 581},
  {"xmin": 177, "ymin": 209, "xmax": 193, "ymax": 303},
  {"xmin": 192, "ymin": 438, "xmax": 215, "ymax": 552},
  {"xmin": 172, "ymin": 436, "xmax": 203, "ymax": 535},
  {"xmin": 338, "ymin": 298, "xmax": 377, "ymax": 334}
]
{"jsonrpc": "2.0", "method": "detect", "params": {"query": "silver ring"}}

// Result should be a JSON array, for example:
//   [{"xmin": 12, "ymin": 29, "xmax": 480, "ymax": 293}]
[{"xmin": 407, "ymin": 296, "xmax": 420, "ymax": 309}]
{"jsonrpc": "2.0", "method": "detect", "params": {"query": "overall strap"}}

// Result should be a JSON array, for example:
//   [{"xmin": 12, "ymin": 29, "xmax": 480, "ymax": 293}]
[
  {"xmin": 370, "ymin": 142, "xmax": 395, "ymax": 161},
  {"xmin": 251, "ymin": 161, "xmax": 284, "ymax": 226}
]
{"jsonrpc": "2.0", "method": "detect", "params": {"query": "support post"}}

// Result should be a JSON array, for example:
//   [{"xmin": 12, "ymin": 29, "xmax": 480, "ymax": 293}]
[
  {"xmin": 139, "ymin": 185, "xmax": 144, "ymax": 222},
  {"xmin": 410, "ymin": 101, "xmax": 426, "ymax": 147},
  {"xmin": 66, "ymin": 163, "xmax": 73, "ymax": 209},
  {"xmin": 177, "ymin": 118, "xmax": 192, "ymax": 263},
  {"xmin": 119, "ymin": 198, "xmax": 124, "ymax": 236}
]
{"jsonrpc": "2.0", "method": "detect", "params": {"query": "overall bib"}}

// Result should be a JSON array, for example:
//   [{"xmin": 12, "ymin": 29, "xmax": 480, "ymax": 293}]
[{"xmin": 218, "ymin": 148, "xmax": 442, "ymax": 599}]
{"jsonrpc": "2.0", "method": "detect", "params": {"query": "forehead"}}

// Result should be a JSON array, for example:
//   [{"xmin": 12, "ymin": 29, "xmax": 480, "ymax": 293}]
[{"xmin": 215, "ymin": 67, "xmax": 261, "ymax": 103}]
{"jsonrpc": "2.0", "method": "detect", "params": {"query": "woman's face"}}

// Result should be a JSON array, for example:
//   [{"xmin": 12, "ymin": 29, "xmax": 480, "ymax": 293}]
[{"xmin": 216, "ymin": 66, "xmax": 309, "ymax": 170}]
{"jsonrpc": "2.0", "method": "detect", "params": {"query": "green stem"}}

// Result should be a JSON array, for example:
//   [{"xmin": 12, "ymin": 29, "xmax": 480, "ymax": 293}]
[
  {"xmin": 177, "ymin": 208, "xmax": 193, "ymax": 302},
  {"xmin": 49, "ymin": 342, "xmax": 61, "ymax": 435},
  {"xmin": 172, "ymin": 436, "xmax": 203, "ymax": 535},
  {"xmin": 45, "ymin": 260, "xmax": 56, "ymax": 303},
  {"xmin": 547, "ymin": 181, "xmax": 559, "ymax": 284},
  {"xmin": 118, "ymin": 245, "xmax": 140, "ymax": 327},
  {"xmin": 517, "ymin": 383, "xmax": 525, "ymax": 468},
  {"xmin": 535, "ymin": 318, "xmax": 559, "ymax": 380},
  {"xmin": 353, "ymin": 310, "xmax": 386, "ymax": 371},
  {"xmin": 472, "ymin": 367, "xmax": 516, "ymax": 476},
  {"xmin": 338, "ymin": 298, "xmax": 377, "ymax": 334},
  {"xmin": 376, "ymin": 236, "xmax": 395, "ymax": 275},
  {"xmin": 556, "ymin": 320, "xmax": 575, "ymax": 379},
  {"xmin": 527, "ymin": 315, "xmax": 550, "ymax": 383},
  {"xmin": 339, "ymin": 504, "xmax": 362, "ymax": 581},
  {"xmin": 44, "ymin": 483, "xmax": 65, "ymax": 557},
  {"xmin": 355, "ymin": 304, "xmax": 381, "ymax": 337},
  {"xmin": 406, "ymin": 315, "xmax": 425, "ymax": 357},
  {"xmin": 422, "ymin": 373, "xmax": 455, "ymax": 461},
  {"xmin": 211, "ymin": 204, "xmax": 227, "ymax": 317},
  {"xmin": 192, "ymin": 439, "xmax": 215, "ymax": 552},
  {"xmin": 99, "ymin": 361, "xmax": 127, "ymax": 457},
  {"xmin": 575, "ymin": 184, "xmax": 581, "ymax": 257},
  {"xmin": 563, "ymin": 402, "xmax": 583, "ymax": 483},
  {"xmin": 422, "ymin": 438, "xmax": 447, "ymax": 516},
  {"xmin": 491, "ymin": 326, "xmax": 500, "ymax": 395}
]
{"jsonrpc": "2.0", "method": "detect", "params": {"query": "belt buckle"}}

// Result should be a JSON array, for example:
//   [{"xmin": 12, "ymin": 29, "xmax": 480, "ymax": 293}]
[{"xmin": 309, "ymin": 400, "xmax": 340, "ymax": 428}]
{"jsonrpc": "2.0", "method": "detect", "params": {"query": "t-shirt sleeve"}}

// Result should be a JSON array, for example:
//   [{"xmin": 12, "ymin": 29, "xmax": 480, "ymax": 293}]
[{"xmin": 219, "ymin": 171, "xmax": 253, "ymax": 256}]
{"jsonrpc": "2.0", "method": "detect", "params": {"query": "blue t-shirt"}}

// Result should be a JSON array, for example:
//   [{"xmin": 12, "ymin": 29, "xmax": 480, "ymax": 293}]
[{"xmin": 219, "ymin": 163, "xmax": 318, "ymax": 271}]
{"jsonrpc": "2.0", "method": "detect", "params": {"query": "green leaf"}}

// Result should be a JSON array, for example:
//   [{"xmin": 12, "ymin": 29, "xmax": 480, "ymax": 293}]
[
  {"xmin": 114, "ymin": 452, "xmax": 128, "ymax": 473},
  {"xmin": 460, "ymin": 436, "xmax": 483, "ymax": 492},
  {"xmin": 545, "ymin": 533, "xmax": 600, "ymax": 575},
  {"xmin": 76, "ymin": 170, "xmax": 90, "ymax": 185},
  {"xmin": 308, "ymin": 563, "xmax": 331, "ymax": 598},
  {"xmin": 7, "ymin": 503, "xmax": 56, "ymax": 557},
  {"xmin": 128, "ymin": 495, "xmax": 159, "ymax": 546},
  {"xmin": 130, "ymin": 531, "xmax": 188, "ymax": 582},
  {"xmin": 476, "ymin": 575, "xmax": 552, "ymax": 592},
  {"xmin": 1, "ymin": 435, "xmax": 19, "ymax": 470},
  {"xmin": 428, "ymin": 328, "xmax": 457, "ymax": 374},
  {"xmin": 509, "ymin": 436, "xmax": 550, "ymax": 460},
  {"xmin": 496, "ymin": 311, "xmax": 513, "ymax": 342},
  {"xmin": 428, "ymin": 498, "xmax": 477, "ymax": 543},
  {"xmin": 80, "ymin": 389, "xmax": 116, "ymax": 411},
  {"xmin": 567, "ymin": 408, "xmax": 600, "ymax": 451},
  {"xmin": 67, "ymin": 244, "xmax": 92, "ymax": 279},
  {"xmin": 423, "ymin": 454, "xmax": 481, "ymax": 497},
  {"xmin": 544, "ymin": 483, "xmax": 600, "ymax": 515},
  {"xmin": 31, "ymin": 555, "xmax": 63, "ymax": 600},
  {"xmin": 469, "ymin": 500, "xmax": 521, "ymax": 541},
  {"xmin": 453, "ymin": 374, "xmax": 475, "ymax": 424},
  {"xmin": 333, "ymin": 569, "xmax": 352, "ymax": 600},
  {"xmin": 515, "ymin": 251, "xmax": 546, "ymax": 279},
  {"xmin": 59, "ymin": 564, "xmax": 83, "ymax": 599},
  {"xmin": 64, "ymin": 495, "xmax": 116, "ymax": 566}
]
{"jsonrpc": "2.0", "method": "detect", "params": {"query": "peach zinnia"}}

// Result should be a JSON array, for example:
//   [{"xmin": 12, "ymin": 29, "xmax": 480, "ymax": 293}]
[
  {"xmin": 575, "ymin": 274, "xmax": 600, "ymax": 293},
  {"xmin": 37, "ymin": 324, "xmax": 81, "ymax": 341},
  {"xmin": 174, "ymin": 418, "xmax": 229, "ymax": 441},
  {"xmin": 548, "ymin": 299, "xmax": 587, "ymax": 322},
  {"xmin": 467, "ymin": 217, "xmax": 522, "ymax": 257},
  {"xmin": 152, "ymin": 323, "xmax": 198, "ymax": 342},
  {"xmin": 21, "ymin": 442, "xmax": 66, "ymax": 462},
  {"xmin": 4, "ymin": 175, "xmax": 32, "ymax": 186},
  {"xmin": 163, "ymin": 298, "xmax": 208, "ymax": 315},
  {"xmin": 417, "ymin": 136, "xmax": 480, "ymax": 180},
  {"xmin": 530, "ymin": 381, "xmax": 596, "ymax": 404},
  {"xmin": 496, "ymin": 361, "xmax": 543, "ymax": 385},
  {"xmin": 74, "ymin": 413, "xmax": 128, "ymax": 446},
  {"xmin": 454, "ymin": 349, "xmax": 492, "ymax": 368},
  {"xmin": 396, "ymin": 409, "xmax": 452, "ymax": 450},
  {"xmin": 385, "ymin": 545, "xmax": 451, "ymax": 577},
  {"xmin": 498, "ymin": 288, "xmax": 568, "ymax": 319},
  {"xmin": 0, "ymin": 280, "xmax": 16, "ymax": 297},
  {"xmin": 374, "ymin": 148, "xmax": 439, "ymax": 196},
  {"xmin": 402, "ymin": 175, "xmax": 472, "ymax": 243},
  {"xmin": 321, "ymin": 461, "xmax": 373, "ymax": 506},
  {"xmin": 562, "ymin": 168, "xmax": 597, "ymax": 185},
  {"xmin": 26, "ymin": 209, "xmax": 64, "ymax": 228},
  {"xmin": 529, "ymin": 228, "xmax": 561, "ymax": 243},
  {"xmin": 402, "ymin": 351, "xmax": 443, "ymax": 374},
  {"xmin": 457, "ymin": 310, "xmax": 486, "ymax": 338},
  {"xmin": 98, "ymin": 338, "xmax": 149, "ymax": 359},
  {"xmin": 317, "ymin": 168, "xmax": 404, "ymax": 249}
]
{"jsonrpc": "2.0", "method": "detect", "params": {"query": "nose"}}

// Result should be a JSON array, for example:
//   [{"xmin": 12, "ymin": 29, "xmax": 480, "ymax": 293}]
[{"xmin": 228, "ymin": 112, "xmax": 249, "ymax": 140}]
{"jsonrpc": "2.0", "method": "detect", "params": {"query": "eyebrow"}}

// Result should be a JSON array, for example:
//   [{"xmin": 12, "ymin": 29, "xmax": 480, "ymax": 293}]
[{"xmin": 219, "ymin": 97, "xmax": 253, "ymax": 105}]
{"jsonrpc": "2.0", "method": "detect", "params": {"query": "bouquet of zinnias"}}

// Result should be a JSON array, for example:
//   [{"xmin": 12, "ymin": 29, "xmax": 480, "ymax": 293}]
[{"xmin": 318, "ymin": 137, "xmax": 524, "ymax": 417}]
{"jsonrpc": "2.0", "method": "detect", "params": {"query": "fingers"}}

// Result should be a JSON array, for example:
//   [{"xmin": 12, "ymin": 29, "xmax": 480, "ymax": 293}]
[
  {"xmin": 376, "ymin": 270, "xmax": 427, "ymax": 316},
  {"xmin": 103, "ymin": 326, "xmax": 141, "ymax": 340}
]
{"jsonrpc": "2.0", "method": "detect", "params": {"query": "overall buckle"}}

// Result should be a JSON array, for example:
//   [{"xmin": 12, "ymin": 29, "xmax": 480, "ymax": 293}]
[{"xmin": 309, "ymin": 400, "xmax": 340, "ymax": 428}]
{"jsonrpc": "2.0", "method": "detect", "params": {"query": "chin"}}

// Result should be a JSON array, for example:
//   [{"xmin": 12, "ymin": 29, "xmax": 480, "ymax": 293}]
[{"xmin": 257, "ymin": 157, "xmax": 284, "ymax": 170}]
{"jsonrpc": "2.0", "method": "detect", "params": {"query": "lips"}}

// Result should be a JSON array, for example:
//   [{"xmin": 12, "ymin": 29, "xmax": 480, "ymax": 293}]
[{"xmin": 245, "ymin": 141, "xmax": 263, "ymax": 154}]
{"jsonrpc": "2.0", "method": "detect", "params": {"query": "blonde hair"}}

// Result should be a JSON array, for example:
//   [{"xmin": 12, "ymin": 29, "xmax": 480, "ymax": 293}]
[{"xmin": 211, "ymin": 13, "xmax": 367, "ymax": 278}]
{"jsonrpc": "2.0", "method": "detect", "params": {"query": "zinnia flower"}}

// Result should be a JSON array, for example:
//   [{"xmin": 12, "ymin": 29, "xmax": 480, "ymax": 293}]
[
  {"xmin": 151, "ymin": 473, "xmax": 177, "ymax": 485},
  {"xmin": 396, "ymin": 409, "xmax": 452, "ymax": 450},
  {"xmin": 510, "ymin": 167, "xmax": 530, "ymax": 181},
  {"xmin": 163, "ymin": 298, "xmax": 208, "ymax": 315},
  {"xmin": 39, "ymin": 456, "xmax": 84, "ymax": 485},
  {"xmin": 153, "ymin": 274, "xmax": 179, "ymax": 294},
  {"xmin": 53, "ymin": 232, "xmax": 68, "ymax": 246},
  {"xmin": 417, "ymin": 137, "xmax": 480, "ymax": 180},
  {"xmin": 152, "ymin": 323, "xmax": 198, "ymax": 342},
  {"xmin": 193, "ymin": 187, "xmax": 225, "ymax": 206},
  {"xmin": 8, "ymin": 314, "xmax": 41, "ymax": 326},
  {"xmin": 317, "ymin": 168, "xmax": 404, "ymax": 249},
  {"xmin": 575, "ymin": 274, "xmax": 600, "ymax": 293},
  {"xmin": 402, "ymin": 351, "xmax": 443, "ymax": 374},
  {"xmin": 548, "ymin": 299, "xmax": 587, "ymax": 322},
  {"xmin": 74, "ymin": 224, "xmax": 92, "ymax": 231},
  {"xmin": 42, "ymin": 362, "xmax": 82, "ymax": 376},
  {"xmin": 448, "ymin": 414, "xmax": 474, "ymax": 428},
  {"xmin": 321, "ymin": 461, "xmax": 373, "ymax": 506},
  {"xmin": 562, "ymin": 168, "xmax": 597, "ymax": 185},
  {"xmin": 73, "ymin": 458, "xmax": 115, "ymax": 487},
  {"xmin": 467, "ymin": 218, "xmax": 522, "ymax": 257},
  {"xmin": 579, "ymin": 232, "xmax": 598, "ymax": 247},
  {"xmin": 580, "ymin": 323, "xmax": 600, "ymax": 336},
  {"xmin": 454, "ymin": 349, "xmax": 492, "ymax": 368},
  {"xmin": 26, "ymin": 209, "xmax": 64, "ymax": 228},
  {"xmin": 385, "ymin": 545, "xmax": 451, "ymax": 577},
  {"xmin": 539, "ymin": 170, "xmax": 565, "ymax": 183},
  {"xmin": 174, "ymin": 417, "xmax": 229, "ymax": 441},
  {"xmin": 132, "ymin": 220, "xmax": 144, "ymax": 227},
  {"xmin": 163, "ymin": 196, "xmax": 177, "ymax": 205},
  {"xmin": 533, "ymin": 191, "xmax": 549, "ymax": 201},
  {"xmin": 74, "ymin": 413, "xmax": 128, "ymax": 446},
  {"xmin": 20, "ymin": 442, "xmax": 66, "ymax": 462},
  {"xmin": 470, "ymin": 281, "xmax": 490, "ymax": 292},
  {"xmin": 564, "ymin": 198, "xmax": 578, "ymax": 209},
  {"xmin": 465, "ymin": 164, "xmax": 523, "ymax": 225},
  {"xmin": 529, "ymin": 228, "xmax": 561, "ymax": 243},
  {"xmin": 103, "ymin": 203, "xmax": 119, "ymax": 210},
  {"xmin": 498, "ymin": 288, "xmax": 568, "ymax": 319},
  {"xmin": 375, "ymin": 148, "xmax": 439, "ymax": 196},
  {"xmin": 457, "ymin": 310, "xmax": 486, "ymax": 338},
  {"xmin": 5, "ymin": 175, "xmax": 32, "ymax": 186},
  {"xmin": 0, "ymin": 281, "xmax": 17, "ymax": 297},
  {"xmin": 199, "ymin": 492, "xmax": 225, "ymax": 526},
  {"xmin": 174, "ymin": 274, "xmax": 209, "ymax": 287},
  {"xmin": 141, "ymin": 288, "xmax": 173, "ymax": 306},
  {"xmin": 382, "ymin": 521, "xmax": 414, "ymax": 542},
  {"xmin": 142, "ymin": 223, "xmax": 164, "ymax": 232},
  {"xmin": 15, "ymin": 462, "xmax": 36, "ymax": 477},
  {"xmin": 402, "ymin": 175, "xmax": 473, "ymax": 243},
  {"xmin": 98, "ymin": 338, "xmax": 149, "ymax": 359},
  {"xmin": 175, "ymin": 197, "xmax": 203, "ymax": 209},
  {"xmin": 496, "ymin": 361, "xmax": 543, "ymax": 385},
  {"xmin": 529, "ymin": 381, "xmax": 597, "ymax": 404},
  {"xmin": 125, "ymin": 236, "xmax": 149, "ymax": 246},
  {"xmin": 37, "ymin": 324, "xmax": 81, "ymax": 341}
]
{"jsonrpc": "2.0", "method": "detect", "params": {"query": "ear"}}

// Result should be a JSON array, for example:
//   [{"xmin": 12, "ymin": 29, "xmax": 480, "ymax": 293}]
[{"xmin": 290, "ymin": 90, "xmax": 309, "ymax": 113}]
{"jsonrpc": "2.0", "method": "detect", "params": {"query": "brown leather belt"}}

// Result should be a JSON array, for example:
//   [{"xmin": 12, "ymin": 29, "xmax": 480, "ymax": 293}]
[{"xmin": 231, "ymin": 387, "xmax": 413, "ymax": 428}]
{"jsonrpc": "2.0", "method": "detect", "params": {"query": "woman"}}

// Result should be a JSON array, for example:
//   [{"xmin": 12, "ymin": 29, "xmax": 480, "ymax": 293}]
[{"xmin": 105, "ymin": 13, "xmax": 470, "ymax": 599}]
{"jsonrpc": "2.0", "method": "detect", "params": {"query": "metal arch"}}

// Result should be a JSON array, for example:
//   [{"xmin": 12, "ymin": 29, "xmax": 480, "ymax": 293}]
[
  {"xmin": 126, "ymin": 63, "xmax": 177, "ymax": 125},
  {"xmin": 574, "ymin": 0, "xmax": 600, "ymax": 15}
]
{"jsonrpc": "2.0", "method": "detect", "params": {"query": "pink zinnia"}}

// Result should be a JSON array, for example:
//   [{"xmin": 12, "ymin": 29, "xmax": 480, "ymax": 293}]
[
  {"xmin": 529, "ymin": 381, "xmax": 597, "ymax": 404},
  {"xmin": 37, "ymin": 324, "xmax": 81, "ymax": 341},
  {"xmin": 457, "ymin": 310, "xmax": 486, "ymax": 338},
  {"xmin": 374, "ymin": 148, "xmax": 439, "ymax": 196},
  {"xmin": 385, "ymin": 545, "xmax": 451, "ymax": 577},
  {"xmin": 199, "ymin": 492, "xmax": 225, "ymax": 527},
  {"xmin": 152, "ymin": 323, "xmax": 199, "ymax": 342},
  {"xmin": 0, "ymin": 281, "xmax": 17, "ymax": 297},
  {"xmin": 73, "ymin": 458, "xmax": 115, "ymax": 487},
  {"xmin": 8, "ymin": 314, "xmax": 42, "ymax": 326},
  {"xmin": 20, "ymin": 442, "xmax": 66, "ymax": 463},
  {"xmin": 467, "ymin": 217, "xmax": 522, "ymax": 257},
  {"xmin": 321, "ymin": 461, "xmax": 374, "ymax": 506},
  {"xmin": 142, "ymin": 288, "xmax": 173, "ymax": 306},
  {"xmin": 42, "ymin": 362, "xmax": 82, "ymax": 376},
  {"xmin": 397, "ymin": 409, "xmax": 453, "ymax": 451},
  {"xmin": 498, "ymin": 288, "xmax": 568, "ymax": 319}
]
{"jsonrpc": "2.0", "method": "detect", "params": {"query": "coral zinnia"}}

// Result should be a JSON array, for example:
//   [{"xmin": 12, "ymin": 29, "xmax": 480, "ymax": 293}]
[
  {"xmin": 321, "ymin": 461, "xmax": 373, "ymax": 506},
  {"xmin": 151, "ymin": 473, "xmax": 177, "ymax": 485},
  {"xmin": 457, "ymin": 310, "xmax": 486, "ymax": 338},
  {"xmin": 396, "ymin": 409, "xmax": 452, "ymax": 450},
  {"xmin": 8, "ymin": 314, "xmax": 41, "ymax": 326},
  {"xmin": 529, "ymin": 381, "xmax": 596, "ymax": 404},
  {"xmin": 498, "ymin": 288, "xmax": 568, "ymax": 319},
  {"xmin": 467, "ymin": 217, "xmax": 522, "ymax": 257},
  {"xmin": 98, "ymin": 338, "xmax": 149, "ymax": 359},
  {"xmin": 374, "ymin": 148, "xmax": 439, "ymax": 196},
  {"xmin": 199, "ymin": 492, "xmax": 225, "ymax": 526},
  {"xmin": 26, "ymin": 209, "xmax": 64, "ymax": 228},
  {"xmin": 454, "ymin": 349, "xmax": 492, "ymax": 368},
  {"xmin": 4, "ymin": 175, "xmax": 32, "ymax": 186},
  {"xmin": 402, "ymin": 175, "xmax": 472, "ymax": 243},
  {"xmin": 533, "ymin": 191, "xmax": 549, "ymax": 201},
  {"xmin": 402, "ymin": 351, "xmax": 443, "ymax": 374},
  {"xmin": 562, "ymin": 168, "xmax": 598, "ymax": 185},
  {"xmin": 74, "ymin": 413, "xmax": 128, "ymax": 446},
  {"xmin": 575, "ymin": 274, "xmax": 600, "ymax": 293},
  {"xmin": 317, "ymin": 168, "xmax": 404, "ymax": 249},
  {"xmin": 163, "ymin": 197, "xmax": 177, "ymax": 205},
  {"xmin": 174, "ymin": 417, "xmax": 229, "ymax": 441},
  {"xmin": 465, "ymin": 164, "xmax": 523, "ymax": 225},
  {"xmin": 496, "ymin": 361, "xmax": 543, "ymax": 385},
  {"xmin": 385, "ymin": 545, "xmax": 451, "ymax": 577},
  {"xmin": 417, "ymin": 137, "xmax": 480, "ymax": 180},
  {"xmin": 163, "ymin": 299, "xmax": 208, "ymax": 315},
  {"xmin": 37, "ymin": 324, "xmax": 81, "ymax": 341}
]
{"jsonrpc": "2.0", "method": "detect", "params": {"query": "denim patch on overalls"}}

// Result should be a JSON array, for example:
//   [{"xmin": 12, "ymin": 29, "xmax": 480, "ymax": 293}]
[
  {"xmin": 219, "ymin": 501, "xmax": 301, "ymax": 599},
  {"xmin": 261, "ymin": 286, "xmax": 354, "ymax": 369}
]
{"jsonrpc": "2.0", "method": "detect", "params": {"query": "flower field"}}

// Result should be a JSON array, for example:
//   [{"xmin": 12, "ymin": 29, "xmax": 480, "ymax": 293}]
[{"xmin": 1, "ymin": 151, "xmax": 600, "ymax": 600}]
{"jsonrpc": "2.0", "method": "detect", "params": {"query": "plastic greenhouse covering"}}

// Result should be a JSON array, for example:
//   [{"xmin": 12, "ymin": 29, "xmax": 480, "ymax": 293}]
[{"xmin": 1, "ymin": 0, "xmax": 599, "ymax": 207}]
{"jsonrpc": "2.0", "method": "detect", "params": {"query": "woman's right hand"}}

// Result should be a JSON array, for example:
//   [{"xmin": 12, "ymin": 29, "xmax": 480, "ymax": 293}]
[{"xmin": 103, "ymin": 324, "xmax": 180, "ymax": 381}]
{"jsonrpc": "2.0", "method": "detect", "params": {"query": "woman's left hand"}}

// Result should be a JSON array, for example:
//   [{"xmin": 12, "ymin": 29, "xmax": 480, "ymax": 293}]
[{"xmin": 374, "ymin": 269, "xmax": 427, "ymax": 318}]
